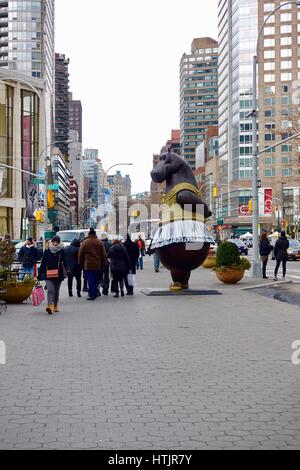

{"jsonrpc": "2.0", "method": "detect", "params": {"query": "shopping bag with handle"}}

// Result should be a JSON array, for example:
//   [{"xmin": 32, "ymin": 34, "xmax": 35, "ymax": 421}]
[{"xmin": 32, "ymin": 284, "xmax": 45, "ymax": 307}]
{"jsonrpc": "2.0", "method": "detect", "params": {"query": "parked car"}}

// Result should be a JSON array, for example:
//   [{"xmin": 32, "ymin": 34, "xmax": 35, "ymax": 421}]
[
  {"xmin": 56, "ymin": 230, "xmax": 108, "ymax": 248},
  {"xmin": 287, "ymin": 240, "xmax": 300, "ymax": 261},
  {"xmin": 227, "ymin": 239, "xmax": 249, "ymax": 256}
]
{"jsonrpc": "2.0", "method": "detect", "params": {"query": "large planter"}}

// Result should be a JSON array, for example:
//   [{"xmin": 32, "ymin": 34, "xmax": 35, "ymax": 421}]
[
  {"xmin": 0, "ymin": 283, "xmax": 34, "ymax": 304},
  {"xmin": 216, "ymin": 268, "xmax": 245, "ymax": 285},
  {"xmin": 202, "ymin": 256, "xmax": 217, "ymax": 269}
]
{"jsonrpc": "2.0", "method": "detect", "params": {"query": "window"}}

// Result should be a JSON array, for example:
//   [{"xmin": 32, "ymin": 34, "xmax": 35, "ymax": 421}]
[
  {"xmin": 264, "ymin": 3, "xmax": 275, "ymax": 12},
  {"xmin": 282, "ymin": 144, "xmax": 292, "ymax": 152},
  {"xmin": 281, "ymin": 13, "xmax": 292, "ymax": 22},
  {"xmin": 282, "ymin": 156, "xmax": 290, "ymax": 164},
  {"xmin": 265, "ymin": 74, "xmax": 275, "ymax": 82},
  {"xmin": 264, "ymin": 62, "xmax": 275, "ymax": 71},
  {"xmin": 280, "ymin": 1, "xmax": 291, "ymax": 9},
  {"xmin": 265, "ymin": 109, "xmax": 275, "ymax": 117},
  {"xmin": 265, "ymin": 157, "xmax": 276, "ymax": 165},
  {"xmin": 281, "ymin": 49, "xmax": 292, "ymax": 57},
  {"xmin": 0, "ymin": 84, "xmax": 13, "ymax": 199},
  {"xmin": 265, "ymin": 86, "xmax": 275, "ymax": 94},
  {"xmin": 265, "ymin": 168, "xmax": 276, "ymax": 177},
  {"xmin": 264, "ymin": 39, "xmax": 275, "ymax": 47},
  {"xmin": 281, "ymin": 37, "xmax": 292, "ymax": 46},
  {"xmin": 281, "ymin": 25, "xmax": 292, "ymax": 34},
  {"xmin": 281, "ymin": 96, "xmax": 292, "ymax": 105},
  {"xmin": 264, "ymin": 27, "xmax": 275, "ymax": 36},
  {"xmin": 281, "ymin": 85, "xmax": 290, "ymax": 93},
  {"xmin": 281, "ymin": 61, "xmax": 292, "ymax": 69},
  {"xmin": 265, "ymin": 133, "xmax": 276, "ymax": 141},
  {"xmin": 264, "ymin": 51, "xmax": 275, "ymax": 59},
  {"xmin": 282, "ymin": 168, "xmax": 292, "ymax": 177},
  {"xmin": 281, "ymin": 73, "xmax": 292, "ymax": 81}
]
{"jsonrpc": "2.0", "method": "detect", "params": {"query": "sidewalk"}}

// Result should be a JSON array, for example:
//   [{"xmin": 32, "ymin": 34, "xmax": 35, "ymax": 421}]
[{"xmin": 0, "ymin": 260, "xmax": 300, "ymax": 450}]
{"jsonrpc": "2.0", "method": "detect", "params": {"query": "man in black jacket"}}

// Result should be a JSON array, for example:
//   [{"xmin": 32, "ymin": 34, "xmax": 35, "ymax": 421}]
[
  {"xmin": 274, "ymin": 231, "xmax": 290, "ymax": 281},
  {"xmin": 99, "ymin": 233, "xmax": 111, "ymax": 296},
  {"xmin": 65, "ymin": 239, "xmax": 82, "ymax": 297}
]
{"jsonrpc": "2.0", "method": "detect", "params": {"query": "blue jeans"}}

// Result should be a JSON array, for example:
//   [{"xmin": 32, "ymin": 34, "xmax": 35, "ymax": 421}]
[
  {"xmin": 136, "ymin": 257, "xmax": 144, "ymax": 270},
  {"xmin": 21, "ymin": 266, "xmax": 34, "ymax": 279},
  {"xmin": 153, "ymin": 253, "xmax": 160, "ymax": 271},
  {"xmin": 86, "ymin": 271, "xmax": 98, "ymax": 299}
]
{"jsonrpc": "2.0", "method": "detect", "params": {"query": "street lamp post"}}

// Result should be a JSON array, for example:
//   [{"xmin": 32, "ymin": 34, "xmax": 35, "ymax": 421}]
[{"xmin": 250, "ymin": 1, "xmax": 300, "ymax": 277}]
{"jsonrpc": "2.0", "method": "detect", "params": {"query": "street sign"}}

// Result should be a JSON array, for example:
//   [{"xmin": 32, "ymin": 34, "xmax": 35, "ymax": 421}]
[
  {"xmin": 33, "ymin": 178, "xmax": 45, "ymax": 184},
  {"xmin": 48, "ymin": 184, "xmax": 59, "ymax": 191}
]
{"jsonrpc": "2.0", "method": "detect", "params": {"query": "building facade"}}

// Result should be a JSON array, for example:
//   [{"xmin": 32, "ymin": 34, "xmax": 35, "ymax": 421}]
[
  {"xmin": 107, "ymin": 171, "xmax": 131, "ymax": 205},
  {"xmin": 180, "ymin": 37, "xmax": 218, "ymax": 169},
  {"xmin": 55, "ymin": 53, "xmax": 69, "ymax": 156},
  {"xmin": 258, "ymin": 0, "xmax": 300, "ymax": 233},
  {"xmin": 0, "ymin": 0, "xmax": 55, "ymax": 95},
  {"xmin": 50, "ymin": 147, "xmax": 72, "ymax": 231},
  {"xmin": 69, "ymin": 93, "xmax": 82, "ymax": 143},
  {"xmin": 0, "ymin": 72, "xmax": 46, "ymax": 239}
]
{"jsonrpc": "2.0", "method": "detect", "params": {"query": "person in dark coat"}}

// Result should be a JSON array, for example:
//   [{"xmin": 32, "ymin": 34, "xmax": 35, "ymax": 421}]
[
  {"xmin": 65, "ymin": 239, "xmax": 82, "ymax": 298},
  {"xmin": 123, "ymin": 234, "xmax": 139, "ymax": 295},
  {"xmin": 98, "ymin": 233, "xmax": 112, "ymax": 296},
  {"xmin": 78, "ymin": 229, "xmax": 107, "ymax": 301},
  {"xmin": 108, "ymin": 239, "xmax": 131, "ymax": 298},
  {"xmin": 274, "ymin": 231, "xmax": 290, "ymax": 281},
  {"xmin": 259, "ymin": 233, "xmax": 272, "ymax": 279},
  {"xmin": 18, "ymin": 238, "xmax": 39, "ymax": 278},
  {"xmin": 38, "ymin": 236, "xmax": 68, "ymax": 315}
]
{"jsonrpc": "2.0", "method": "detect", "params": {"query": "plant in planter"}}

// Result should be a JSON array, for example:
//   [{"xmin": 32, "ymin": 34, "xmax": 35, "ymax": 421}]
[
  {"xmin": 0, "ymin": 244, "xmax": 36, "ymax": 304},
  {"xmin": 214, "ymin": 241, "xmax": 251, "ymax": 284}
]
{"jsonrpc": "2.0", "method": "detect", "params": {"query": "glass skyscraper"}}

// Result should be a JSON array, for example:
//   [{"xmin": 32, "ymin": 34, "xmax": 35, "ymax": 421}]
[
  {"xmin": 0, "ymin": 0, "xmax": 55, "ymax": 94},
  {"xmin": 218, "ymin": 0, "xmax": 258, "ymax": 221}
]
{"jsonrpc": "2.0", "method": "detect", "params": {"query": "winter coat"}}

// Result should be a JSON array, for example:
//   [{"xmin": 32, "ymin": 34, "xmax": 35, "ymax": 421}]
[
  {"xmin": 78, "ymin": 236, "xmax": 107, "ymax": 271},
  {"xmin": 259, "ymin": 238, "xmax": 272, "ymax": 257},
  {"xmin": 38, "ymin": 247, "xmax": 68, "ymax": 282},
  {"xmin": 65, "ymin": 239, "xmax": 81, "ymax": 275},
  {"xmin": 18, "ymin": 245, "xmax": 39, "ymax": 268},
  {"xmin": 101, "ymin": 239, "xmax": 112, "ymax": 256},
  {"xmin": 108, "ymin": 244, "xmax": 131, "ymax": 273},
  {"xmin": 123, "ymin": 237, "xmax": 140, "ymax": 274},
  {"xmin": 274, "ymin": 237, "xmax": 290, "ymax": 262}
]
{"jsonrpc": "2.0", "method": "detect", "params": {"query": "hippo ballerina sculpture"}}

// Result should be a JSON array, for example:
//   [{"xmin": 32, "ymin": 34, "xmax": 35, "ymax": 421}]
[{"xmin": 151, "ymin": 150, "xmax": 214, "ymax": 292}]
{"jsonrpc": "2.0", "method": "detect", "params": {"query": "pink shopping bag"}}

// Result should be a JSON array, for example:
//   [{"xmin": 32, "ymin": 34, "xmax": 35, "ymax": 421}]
[{"xmin": 32, "ymin": 285, "xmax": 45, "ymax": 307}]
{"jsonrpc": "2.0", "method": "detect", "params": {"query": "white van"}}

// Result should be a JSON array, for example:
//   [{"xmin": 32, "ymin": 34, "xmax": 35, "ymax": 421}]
[{"xmin": 56, "ymin": 230, "xmax": 107, "ymax": 248}]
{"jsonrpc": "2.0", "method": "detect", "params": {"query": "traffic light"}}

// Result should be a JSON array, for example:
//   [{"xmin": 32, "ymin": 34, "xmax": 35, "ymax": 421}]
[
  {"xmin": 248, "ymin": 198, "xmax": 253, "ymax": 213},
  {"xmin": 213, "ymin": 186, "xmax": 219, "ymax": 198},
  {"xmin": 48, "ymin": 190, "xmax": 55, "ymax": 209}
]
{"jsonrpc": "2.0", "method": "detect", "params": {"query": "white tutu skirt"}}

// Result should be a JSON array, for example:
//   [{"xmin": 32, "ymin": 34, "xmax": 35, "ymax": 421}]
[{"xmin": 151, "ymin": 220, "xmax": 214, "ymax": 249}]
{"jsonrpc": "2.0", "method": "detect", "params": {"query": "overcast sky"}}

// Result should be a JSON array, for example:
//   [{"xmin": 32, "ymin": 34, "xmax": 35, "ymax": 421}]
[{"xmin": 55, "ymin": 0, "xmax": 218, "ymax": 194}]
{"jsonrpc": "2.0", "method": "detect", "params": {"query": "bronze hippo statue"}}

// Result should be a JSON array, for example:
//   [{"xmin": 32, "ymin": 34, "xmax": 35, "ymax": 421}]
[{"xmin": 151, "ymin": 150, "xmax": 213, "ymax": 291}]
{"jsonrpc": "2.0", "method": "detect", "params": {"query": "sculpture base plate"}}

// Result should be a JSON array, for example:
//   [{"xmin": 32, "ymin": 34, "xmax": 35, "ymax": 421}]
[{"xmin": 141, "ymin": 289, "xmax": 222, "ymax": 297}]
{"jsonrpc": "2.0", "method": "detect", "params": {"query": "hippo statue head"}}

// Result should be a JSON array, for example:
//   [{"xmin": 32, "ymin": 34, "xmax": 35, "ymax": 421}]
[{"xmin": 151, "ymin": 151, "xmax": 195, "ymax": 187}]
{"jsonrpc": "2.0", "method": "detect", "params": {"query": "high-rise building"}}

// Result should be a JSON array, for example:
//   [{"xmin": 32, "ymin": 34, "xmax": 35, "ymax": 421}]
[
  {"xmin": 69, "ymin": 93, "xmax": 82, "ymax": 143},
  {"xmin": 69, "ymin": 130, "xmax": 84, "ymax": 220},
  {"xmin": 258, "ymin": 0, "xmax": 300, "ymax": 231},
  {"xmin": 0, "ymin": 0, "xmax": 55, "ymax": 94},
  {"xmin": 218, "ymin": 0, "xmax": 258, "ymax": 234},
  {"xmin": 180, "ymin": 37, "xmax": 218, "ymax": 169},
  {"xmin": 107, "ymin": 171, "xmax": 131, "ymax": 204},
  {"xmin": 55, "ymin": 53, "xmax": 69, "ymax": 156}
]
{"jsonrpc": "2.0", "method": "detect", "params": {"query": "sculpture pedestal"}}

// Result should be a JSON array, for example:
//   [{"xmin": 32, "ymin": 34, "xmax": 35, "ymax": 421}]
[{"xmin": 141, "ymin": 289, "xmax": 222, "ymax": 297}]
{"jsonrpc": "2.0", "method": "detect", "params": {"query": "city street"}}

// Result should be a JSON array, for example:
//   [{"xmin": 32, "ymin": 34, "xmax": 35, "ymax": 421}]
[{"xmin": 0, "ymin": 258, "xmax": 300, "ymax": 450}]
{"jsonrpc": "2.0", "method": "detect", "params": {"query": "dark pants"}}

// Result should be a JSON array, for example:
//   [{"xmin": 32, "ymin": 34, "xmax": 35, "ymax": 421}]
[
  {"xmin": 86, "ymin": 271, "xmax": 98, "ymax": 299},
  {"xmin": 275, "ymin": 260, "xmax": 287, "ymax": 278},
  {"xmin": 99, "ymin": 266, "xmax": 110, "ymax": 295},
  {"xmin": 46, "ymin": 280, "xmax": 62, "ymax": 305},
  {"xmin": 136, "ymin": 257, "xmax": 144, "ymax": 270},
  {"xmin": 68, "ymin": 269, "xmax": 82, "ymax": 295},
  {"xmin": 112, "ymin": 271, "xmax": 127, "ymax": 295},
  {"xmin": 262, "ymin": 260, "xmax": 268, "ymax": 278}
]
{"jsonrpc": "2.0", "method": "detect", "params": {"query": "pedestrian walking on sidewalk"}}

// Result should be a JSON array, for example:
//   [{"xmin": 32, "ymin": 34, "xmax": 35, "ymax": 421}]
[
  {"xmin": 78, "ymin": 228, "xmax": 107, "ymax": 301},
  {"xmin": 99, "ymin": 233, "xmax": 112, "ymax": 296},
  {"xmin": 135, "ymin": 235, "xmax": 146, "ymax": 270},
  {"xmin": 38, "ymin": 236, "xmax": 68, "ymax": 315},
  {"xmin": 274, "ymin": 231, "xmax": 290, "ymax": 281},
  {"xmin": 123, "ymin": 234, "xmax": 139, "ymax": 295},
  {"xmin": 65, "ymin": 239, "xmax": 82, "ymax": 298},
  {"xmin": 259, "ymin": 233, "xmax": 272, "ymax": 279},
  {"xmin": 108, "ymin": 239, "xmax": 131, "ymax": 298},
  {"xmin": 18, "ymin": 238, "xmax": 39, "ymax": 278},
  {"xmin": 153, "ymin": 250, "xmax": 161, "ymax": 273}
]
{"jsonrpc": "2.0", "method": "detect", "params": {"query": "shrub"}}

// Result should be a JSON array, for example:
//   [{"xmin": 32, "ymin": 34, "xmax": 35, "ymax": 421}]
[
  {"xmin": 216, "ymin": 242, "xmax": 240, "ymax": 268},
  {"xmin": 215, "ymin": 242, "xmax": 252, "ymax": 273}
]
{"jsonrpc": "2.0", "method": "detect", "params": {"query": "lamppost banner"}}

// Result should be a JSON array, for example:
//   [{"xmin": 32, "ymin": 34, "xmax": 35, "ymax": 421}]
[{"xmin": 26, "ymin": 181, "xmax": 39, "ymax": 219}]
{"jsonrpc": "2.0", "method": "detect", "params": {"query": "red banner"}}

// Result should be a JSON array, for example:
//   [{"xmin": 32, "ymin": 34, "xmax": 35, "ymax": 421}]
[{"xmin": 264, "ymin": 189, "xmax": 273, "ymax": 214}]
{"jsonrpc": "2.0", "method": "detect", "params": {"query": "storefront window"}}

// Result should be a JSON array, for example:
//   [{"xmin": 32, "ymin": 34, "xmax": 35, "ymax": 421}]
[
  {"xmin": 0, "ymin": 207, "xmax": 13, "ymax": 237},
  {"xmin": 0, "ymin": 83, "xmax": 13, "ymax": 198}
]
